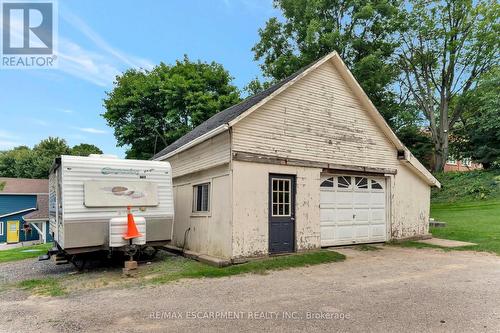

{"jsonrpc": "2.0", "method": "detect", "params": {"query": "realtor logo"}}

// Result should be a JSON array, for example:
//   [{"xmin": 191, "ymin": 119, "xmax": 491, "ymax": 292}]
[{"xmin": 1, "ymin": 0, "xmax": 58, "ymax": 68}]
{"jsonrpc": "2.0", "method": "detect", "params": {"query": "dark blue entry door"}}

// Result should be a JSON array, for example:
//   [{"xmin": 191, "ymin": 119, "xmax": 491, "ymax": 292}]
[{"xmin": 269, "ymin": 174, "xmax": 295, "ymax": 254}]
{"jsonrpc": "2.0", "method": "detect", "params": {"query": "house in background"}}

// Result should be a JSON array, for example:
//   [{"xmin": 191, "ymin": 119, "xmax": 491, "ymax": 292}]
[
  {"xmin": 444, "ymin": 156, "xmax": 483, "ymax": 172},
  {"xmin": 153, "ymin": 51, "xmax": 440, "ymax": 260},
  {"xmin": 0, "ymin": 177, "xmax": 51, "ymax": 244}
]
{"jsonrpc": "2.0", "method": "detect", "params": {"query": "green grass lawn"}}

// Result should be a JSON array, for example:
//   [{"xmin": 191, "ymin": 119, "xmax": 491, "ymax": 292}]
[
  {"xmin": 147, "ymin": 250, "xmax": 346, "ymax": 284},
  {"xmin": 0, "ymin": 243, "xmax": 52, "ymax": 263},
  {"xmin": 397, "ymin": 169, "xmax": 500, "ymax": 255},
  {"xmin": 18, "ymin": 278, "xmax": 66, "ymax": 297},
  {"xmin": 429, "ymin": 200, "xmax": 500, "ymax": 255},
  {"xmin": 10, "ymin": 250, "xmax": 345, "ymax": 297}
]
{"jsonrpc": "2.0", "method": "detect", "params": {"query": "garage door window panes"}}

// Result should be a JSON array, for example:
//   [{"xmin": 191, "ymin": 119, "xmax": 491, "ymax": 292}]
[
  {"xmin": 338, "ymin": 176, "xmax": 351, "ymax": 188},
  {"xmin": 272, "ymin": 179, "xmax": 291, "ymax": 216},
  {"xmin": 371, "ymin": 180, "xmax": 383, "ymax": 190},
  {"xmin": 355, "ymin": 177, "xmax": 368, "ymax": 189},
  {"xmin": 320, "ymin": 177, "xmax": 334, "ymax": 188}
]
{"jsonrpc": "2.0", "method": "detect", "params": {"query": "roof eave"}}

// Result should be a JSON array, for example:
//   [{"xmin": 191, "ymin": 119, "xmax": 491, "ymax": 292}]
[
  {"xmin": 23, "ymin": 217, "xmax": 49, "ymax": 222},
  {"xmin": 402, "ymin": 150, "xmax": 441, "ymax": 188},
  {"xmin": 0, "ymin": 207, "xmax": 36, "ymax": 219},
  {"xmin": 153, "ymin": 124, "xmax": 229, "ymax": 161}
]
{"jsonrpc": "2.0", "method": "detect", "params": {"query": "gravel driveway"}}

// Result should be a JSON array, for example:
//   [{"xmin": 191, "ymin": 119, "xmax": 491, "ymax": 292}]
[
  {"xmin": 1, "ymin": 246, "xmax": 499, "ymax": 332},
  {"xmin": 0, "ymin": 259, "xmax": 76, "ymax": 283}
]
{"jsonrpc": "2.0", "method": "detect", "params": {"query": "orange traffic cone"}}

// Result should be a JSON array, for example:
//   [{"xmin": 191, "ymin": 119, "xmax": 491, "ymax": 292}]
[{"xmin": 123, "ymin": 206, "xmax": 142, "ymax": 240}]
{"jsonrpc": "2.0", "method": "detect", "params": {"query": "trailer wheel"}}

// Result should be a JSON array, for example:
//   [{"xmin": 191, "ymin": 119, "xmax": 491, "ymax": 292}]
[
  {"xmin": 139, "ymin": 246, "xmax": 158, "ymax": 261},
  {"xmin": 70, "ymin": 256, "xmax": 87, "ymax": 271}
]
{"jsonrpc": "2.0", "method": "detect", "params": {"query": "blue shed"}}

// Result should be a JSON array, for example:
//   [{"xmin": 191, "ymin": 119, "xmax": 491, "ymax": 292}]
[{"xmin": 0, "ymin": 178, "xmax": 51, "ymax": 244}]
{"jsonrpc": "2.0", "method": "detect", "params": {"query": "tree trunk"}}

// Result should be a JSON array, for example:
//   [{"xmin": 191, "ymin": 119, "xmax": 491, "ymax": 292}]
[{"xmin": 433, "ymin": 130, "xmax": 449, "ymax": 172}]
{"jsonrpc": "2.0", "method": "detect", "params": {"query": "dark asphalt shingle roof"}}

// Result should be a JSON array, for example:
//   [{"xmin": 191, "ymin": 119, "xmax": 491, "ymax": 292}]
[
  {"xmin": 152, "ymin": 58, "xmax": 320, "ymax": 160},
  {"xmin": 0, "ymin": 178, "xmax": 48, "ymax": 194},
  {"xmin": 23, "ymin": 194, "xmax": 49, "ymax": 220}
]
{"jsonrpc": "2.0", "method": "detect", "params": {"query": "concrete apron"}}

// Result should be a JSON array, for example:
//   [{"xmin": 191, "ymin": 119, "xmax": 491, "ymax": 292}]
[{"xmin": 416, "ymin": 238, "xmax": 477, "ymax": 248}]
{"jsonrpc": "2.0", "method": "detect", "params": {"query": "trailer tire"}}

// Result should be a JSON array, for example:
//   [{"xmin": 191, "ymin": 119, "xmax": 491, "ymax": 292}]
[
  {"xmin": 70, "ymin": 256, "xmax": 87, "ymax": 271},
  {"xmin": 139, "ymin": 246, "xmax": 158, "ymax": 261}
]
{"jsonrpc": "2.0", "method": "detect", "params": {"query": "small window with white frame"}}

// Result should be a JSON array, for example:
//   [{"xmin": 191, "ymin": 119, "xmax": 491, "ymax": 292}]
[
  {"xmin": 193, "ymin": 183, "xmax": 210, "ymax": 213},
  {"xmin": 462, "ymin": 158, "xmax": 472, "ymax": 167},
  {"xmin": 446, "ymin": 156, "xmax": 457, "ymax": 165},
  {"xmin": 0, "ymin": 221, "xmax": 3, "ymax": 236}
]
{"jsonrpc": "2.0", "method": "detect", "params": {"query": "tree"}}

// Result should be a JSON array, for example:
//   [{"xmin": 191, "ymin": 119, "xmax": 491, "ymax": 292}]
[
  {"xmin": 103, "ymin": 56, "xmax": 241, "ymax": 159},
  {"xmin": 243, "ymin": 77, "xmax": 272, "ymax": 96},
  {"xmin": 71, "ymin": 143, "xmax": 103, "ymax": 156},
  {"xmin": 0, "ymin": 146, "xmax": 36, "ymax": 178},
  {"xmin": 0, "ymin": 138, "xmax": 104, "ymax": 179},
  {"xmin": 390, "ymin": 103, "xmax": 434, "ymax": 169},
  {"xmin": 252, "ymin": 0, "xmax": 403, "ymax": 124},
  {"xmin": 31, "ymin": 137, "xmax": 71, "ymax": 179},
  {"xmin": 453, "ymin": 67, "xmax": 500, "ymax": 168},
  {"xmin": 398, "ymin": 0, "xmax": 499, "ymax": 171}
]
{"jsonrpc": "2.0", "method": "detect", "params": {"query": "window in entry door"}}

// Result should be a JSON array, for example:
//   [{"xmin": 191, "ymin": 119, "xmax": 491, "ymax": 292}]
[{"xmin": 272, "ymin": 178, "xmax": 291, "ymax": 216}]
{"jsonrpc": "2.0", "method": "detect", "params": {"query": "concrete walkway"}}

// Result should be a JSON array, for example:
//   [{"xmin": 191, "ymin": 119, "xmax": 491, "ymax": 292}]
[{"xmin": 416, "ymin": 238, "xmax": 477, "ymax": 247}]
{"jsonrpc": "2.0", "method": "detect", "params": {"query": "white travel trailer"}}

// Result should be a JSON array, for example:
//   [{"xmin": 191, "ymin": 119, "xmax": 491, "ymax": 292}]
[{"xmin": 46, "ymin": 155, "xmax": 174, "ymax": 264}]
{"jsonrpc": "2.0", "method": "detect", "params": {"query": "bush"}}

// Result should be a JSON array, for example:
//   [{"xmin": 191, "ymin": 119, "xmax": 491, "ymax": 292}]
[{"xmin": 432, "ymin": 170, "xmax": 500, "ymax": 203}]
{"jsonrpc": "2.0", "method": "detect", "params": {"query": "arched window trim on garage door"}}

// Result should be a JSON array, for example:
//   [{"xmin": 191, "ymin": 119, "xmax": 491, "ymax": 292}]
[
  {"xmin": 320, "ymin": 175, "xmax": 385, "ymax": 191},
  {"xmin": 320, "ymin": 177, "xmax": 334, "ymax": 188}
]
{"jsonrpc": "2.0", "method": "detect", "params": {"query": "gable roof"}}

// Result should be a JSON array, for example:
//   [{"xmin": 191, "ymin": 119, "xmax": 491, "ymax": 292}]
[
  {"xmin": 152, "ymin": 60, "xmax": 318, "ymax": 160},
  {"xmin": 0, "ymin": 208, "xmax": 36, "ymax": 219},
  {"xmin": 23, "ymin": 194, "xmax": 49, "ymax": 221},
  {"xmin": 153, "ymin": 51, "xmax": 439, "ymax": 187},
  {"xmin": 0, "ymin": 177, "xmax": 48, "ymax": 194}
]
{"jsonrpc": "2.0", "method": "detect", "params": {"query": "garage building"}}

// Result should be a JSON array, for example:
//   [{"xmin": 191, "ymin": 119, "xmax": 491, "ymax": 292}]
[{"xmin": 153, "ymin": 51, "xmax": 440, "ymax": 259}]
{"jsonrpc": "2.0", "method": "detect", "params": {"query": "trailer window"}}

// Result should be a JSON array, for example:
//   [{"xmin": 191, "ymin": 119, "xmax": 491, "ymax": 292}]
[{"xmin": 193, "ymin": 183, "xmax": 210, "ymax": 212}]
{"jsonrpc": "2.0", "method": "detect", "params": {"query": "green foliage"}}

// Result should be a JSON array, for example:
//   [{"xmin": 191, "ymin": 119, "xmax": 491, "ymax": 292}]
[
  {"xmin": 148, "ymin": 250, "xmax": 345, "ymax": 284},
  {"xmin": 252, "ymin": 0, "xmax": 403, "ymax": 125},
  {"xmin": 31, "ymin": 137, "xmax": 71, "ymax": 179},
  {"xmin": 454, "ymin": 67, "xmax": 500, "ymax": 168},
  {"xmin": 398, "ymin": 0, "xmax": 500, "ymax": 171},
  {"xmin": 103, "ymin": 56, "xmax": 241, "ymax": 159},
  {"xmin": 243, "ymin": 77, "xmax": 272, "ymax": 96},
  {"xmin": 397, "ymin": 128, "xmax": 433, "ymax": 169},
  {"xmin": 0, "ymin": 146, "xmax": 37, "ymax": 178},
  {"xmin": 432, "ymin": 170, "xmax": 500, "ymax": 203},
  {"xmin": 0, "ymin": 138, "xmax": 103, "ymax": 179},
  {"xmin": 70, "ymin": 143, "xmax": 103, "ymax": 157}
]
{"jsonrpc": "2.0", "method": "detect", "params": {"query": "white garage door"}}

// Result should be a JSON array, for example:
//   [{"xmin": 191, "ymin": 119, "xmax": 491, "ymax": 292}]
[{"xmin": 320, "ymin": 175, "xmax": 387, "ymax": 246}]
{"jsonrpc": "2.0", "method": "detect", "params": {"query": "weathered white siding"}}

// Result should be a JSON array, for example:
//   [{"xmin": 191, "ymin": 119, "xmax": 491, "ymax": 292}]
[
  {"xmin": 60, "ymin": 156, "xmax": 174, "ymax": 222},
  {"xmin": 53, "ymin": 155, "xmax": 174, "ymax": 249},
  {"xmin": 171, "ymin": 164, "xmax": 233, "ymax": 258},
  {"xmin": 163, "ymin": 55, "xmax": 434, "ymax": 259},
  {"xmin": 232, "ymin": 161, "xmax": 321, "ymax": 258},
  {"xmin": 391, "ymin": 163, "xmax": 431, "ymax": 238},
  {"xmin": 167, "ymin": 131, "xmax": 230, "ymax": 178},
  {"xmin": 232, "ymin": 60, "xmax": 399, "ymax": 169}
]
